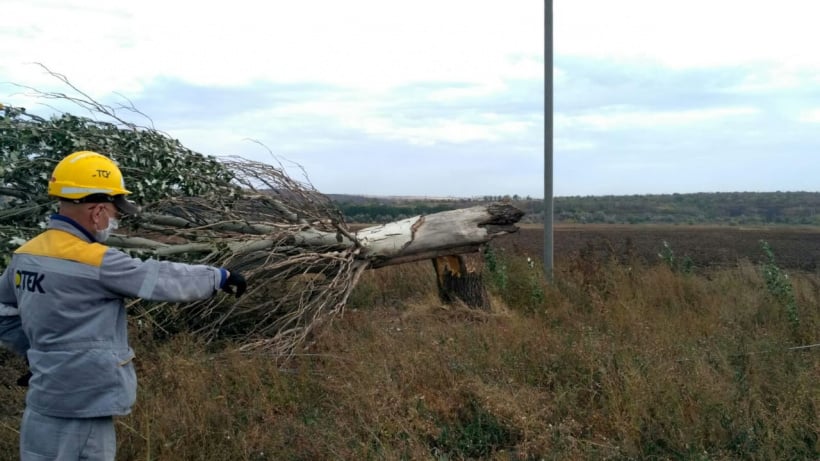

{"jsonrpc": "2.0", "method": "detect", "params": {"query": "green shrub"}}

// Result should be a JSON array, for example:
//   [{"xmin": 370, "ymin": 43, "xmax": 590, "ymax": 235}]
[{"xmin": 760, "ymin": 240, "xmax": 799, "ymax": 334}]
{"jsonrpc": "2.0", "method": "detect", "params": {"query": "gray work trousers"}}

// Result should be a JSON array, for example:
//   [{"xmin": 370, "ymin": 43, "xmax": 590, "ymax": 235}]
[{"xmin": 20, "ymin": 408, "xmax": 116, "ymax": 461}]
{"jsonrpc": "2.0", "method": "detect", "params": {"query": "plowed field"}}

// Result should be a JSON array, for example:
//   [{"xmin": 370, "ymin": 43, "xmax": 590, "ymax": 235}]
[{"xmin": 493, "ymin": 224, "xmax": 820, "ymax": 272}]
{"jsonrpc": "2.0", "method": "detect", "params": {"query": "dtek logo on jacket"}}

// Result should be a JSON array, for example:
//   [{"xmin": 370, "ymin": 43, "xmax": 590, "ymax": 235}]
[{"xmin": 15, "ymin": 270, "xmax": 45, "ymax": 293}]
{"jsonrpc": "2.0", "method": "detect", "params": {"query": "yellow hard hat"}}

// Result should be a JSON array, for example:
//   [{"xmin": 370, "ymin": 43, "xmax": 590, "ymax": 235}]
[{"xmin": 49, "ymin": 151, "xmax": 139, "ymax": 214}]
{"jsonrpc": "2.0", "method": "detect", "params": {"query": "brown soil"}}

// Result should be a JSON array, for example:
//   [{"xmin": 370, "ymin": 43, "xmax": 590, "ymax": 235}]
[{"xmin": 493, "ymin": 224, "xmax": 820, "ymax": 272}]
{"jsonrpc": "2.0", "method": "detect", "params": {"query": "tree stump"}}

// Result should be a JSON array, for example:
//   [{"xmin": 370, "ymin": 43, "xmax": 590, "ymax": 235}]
[{"xmin": 432, "ymin": 255, "xmax": 490, "ymax": 310}]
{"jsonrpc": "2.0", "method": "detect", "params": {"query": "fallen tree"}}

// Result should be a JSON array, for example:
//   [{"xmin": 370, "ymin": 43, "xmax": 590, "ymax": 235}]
[
  {"xmin": 1, "ymin": 74, "xmax": 524, "ymax": 356},
  {"xmin": 109, "ymin": 194, "xmax": 522, "ymax": 354}
]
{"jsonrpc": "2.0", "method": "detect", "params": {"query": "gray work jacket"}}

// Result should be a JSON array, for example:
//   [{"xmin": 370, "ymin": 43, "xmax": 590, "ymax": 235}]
[{"xmin": 0, "ymin": 214, "xmax": 226, "ymax": 418}]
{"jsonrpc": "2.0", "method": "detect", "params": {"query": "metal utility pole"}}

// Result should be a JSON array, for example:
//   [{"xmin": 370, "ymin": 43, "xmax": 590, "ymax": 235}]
[{"xmin": 544, "ymin": 0, "xmax": 554, "ymax": 279}]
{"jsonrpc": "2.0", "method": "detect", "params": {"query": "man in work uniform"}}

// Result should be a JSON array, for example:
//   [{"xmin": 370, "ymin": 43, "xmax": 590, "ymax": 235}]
[{"xmin": 0, "ymin": 150, "xmax": 248, "ymax": 460}]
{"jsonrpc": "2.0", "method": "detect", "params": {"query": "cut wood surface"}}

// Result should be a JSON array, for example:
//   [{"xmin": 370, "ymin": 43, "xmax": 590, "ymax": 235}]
[{"xmin": 355, "ymin": 202, "xmax": 524, "ymax": 268}]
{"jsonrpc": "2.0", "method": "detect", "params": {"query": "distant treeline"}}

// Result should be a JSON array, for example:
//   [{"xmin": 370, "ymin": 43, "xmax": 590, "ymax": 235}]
[{"xmin": 330, "ymin": 192, "xmax": 820, "ymax": 225}]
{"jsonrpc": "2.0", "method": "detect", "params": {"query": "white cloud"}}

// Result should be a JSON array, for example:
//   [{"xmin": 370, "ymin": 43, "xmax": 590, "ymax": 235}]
[
  {"xmin": 798, "ymin": 109, "xmax": 820, "ymax": 123},
  {"xmin": 558, "ymin": 106, "xmax": 760, "ymax": 131},
  {"xmin": 728, "ymin": 67, "xmax": 817, "ymax": 93},
  {"xmin": 355, "ymin": 118, "xmax": 533, "ymax": 145},
  {"xmin": 427, "ymin": 81, "xmax": 508, "ymax": 102},
  {"xmin": 4, "ymin": 0, "xmax": 820, "ymax": 197},
  {"xmin": 556, "ymin": 0, "xmax": 820, "ymax": 70},
  {"xmin": 555, "ymin": 138, "xmax": 596, "ymax": 151},
  {"xmin": 2, "ymin": 0, "xmax": 543, "ymax": 97}
]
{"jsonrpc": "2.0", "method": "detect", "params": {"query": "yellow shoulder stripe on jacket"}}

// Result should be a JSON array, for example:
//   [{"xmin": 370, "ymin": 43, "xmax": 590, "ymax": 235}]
[{"xmin": 15, "ymin": 229, "xmax": 107, "ymax": 267}]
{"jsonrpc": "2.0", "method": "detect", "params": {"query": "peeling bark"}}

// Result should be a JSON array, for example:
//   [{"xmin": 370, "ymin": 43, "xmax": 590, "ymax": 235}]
[{"xmin": 356, "ymin": 203, "xmax": 524, "ymax": 267}]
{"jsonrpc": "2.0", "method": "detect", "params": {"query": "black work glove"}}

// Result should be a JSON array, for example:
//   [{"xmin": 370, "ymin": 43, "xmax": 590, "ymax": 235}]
[{"xmin": 222, "ymin": 270, "xmax": 247, "ymax": 298}]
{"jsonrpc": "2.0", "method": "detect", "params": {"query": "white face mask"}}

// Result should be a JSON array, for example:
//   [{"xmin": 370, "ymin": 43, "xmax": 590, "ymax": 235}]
[{"xmin": 95, "ymin": 217, "xmax": 118, "ymax": 242}]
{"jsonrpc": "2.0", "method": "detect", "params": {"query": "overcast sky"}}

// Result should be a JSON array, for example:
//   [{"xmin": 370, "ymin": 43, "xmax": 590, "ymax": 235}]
[{"xmin": 3, "ymin": 0, "xmax": 819, "ymax": 198}]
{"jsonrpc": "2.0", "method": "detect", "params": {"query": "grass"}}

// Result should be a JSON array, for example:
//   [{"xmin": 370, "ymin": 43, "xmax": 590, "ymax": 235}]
[{"xmin": 0, "ymin": 242, "xmax": 817, "ymax": 460}]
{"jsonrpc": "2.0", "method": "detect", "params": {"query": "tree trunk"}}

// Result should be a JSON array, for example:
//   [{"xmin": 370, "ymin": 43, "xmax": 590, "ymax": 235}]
[
  {"xmin": 355, "ymin": 202, "xmax": 522, "ymax": 268},
  {"xmin": 99, "ymin": 201, "xmax": 521, "ymax": 353},
  {"xmin": 108, "ymin": 202, "xmax": 525, "ymax": 271},
  {"xmin": 432, "ymin": 255, "xmax": 490, "ymax": 310}
]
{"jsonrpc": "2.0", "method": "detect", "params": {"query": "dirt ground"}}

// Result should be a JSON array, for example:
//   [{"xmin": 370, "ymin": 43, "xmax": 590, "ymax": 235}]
[{"xmin": 493, "ymin": 224, "xmax": 820, "ymax": 272}]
